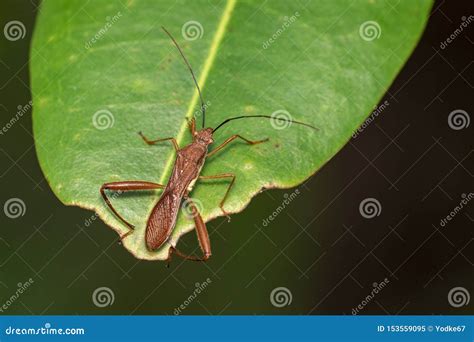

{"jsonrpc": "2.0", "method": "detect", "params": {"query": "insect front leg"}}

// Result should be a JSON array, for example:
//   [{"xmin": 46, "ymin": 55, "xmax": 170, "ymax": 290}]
[
  {"xmin": 138, "ymin": 132, "xmax": 179, "ymax": 151},
  {"xmin": 187, "ymin": 117, "xmax": 196, "ymax": 135},
  {"xmin": 100, "ymin": 181, "xmax": 164, "ymax": 239},
  {"xmin": 167, "ymin": 198, "xmax": 211, "ymax": 264},
  {"xmin": 207, "ymin": 135, "xmax": 268, "ymax": 157},
  {"xmin": 199, "ymin": 173, "xmax": 235, "ymax": 221}
]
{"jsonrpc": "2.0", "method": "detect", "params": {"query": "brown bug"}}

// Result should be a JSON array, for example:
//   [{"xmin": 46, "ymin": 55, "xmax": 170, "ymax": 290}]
[{"xmin": 100, "ymin": 27, "xmax": 317, "ymax": 262}]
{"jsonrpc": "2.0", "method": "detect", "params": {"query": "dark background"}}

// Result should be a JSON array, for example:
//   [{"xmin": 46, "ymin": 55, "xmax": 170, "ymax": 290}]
[{"xmin": 0, "ymin": 0, "xmax": 472, "ymax": 315}]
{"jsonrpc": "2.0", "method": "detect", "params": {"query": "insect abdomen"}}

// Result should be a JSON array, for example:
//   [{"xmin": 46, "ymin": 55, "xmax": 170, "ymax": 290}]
[{"xmin": 145, "ymin": 191, "xmax": 179, "ymax": 251}]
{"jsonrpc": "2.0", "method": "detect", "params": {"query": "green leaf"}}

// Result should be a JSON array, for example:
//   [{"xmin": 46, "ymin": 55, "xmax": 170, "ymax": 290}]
[{"xmin": 31, "ymin": 0, "xmax": 432, "ymax": 260}]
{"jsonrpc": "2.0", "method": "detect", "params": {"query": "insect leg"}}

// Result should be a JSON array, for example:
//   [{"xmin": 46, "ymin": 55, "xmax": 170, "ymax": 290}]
[
  {"xmin": 207, "ymin": 135, "xmax": 268, "ymax": 157},
  {"xmin": 138, "ymin": 132, "xmax": 179, "ymax": 152},
  {"xmin": 199, "ymin": 173, "xmax": 235, "ymax": 221},
  {"xmin": 100, "ymin": 181, "xmax": 164, "ymax": 238},
  {"xmin": 166, "ymin": 199, "xmax": 211, "ymax": 263}
]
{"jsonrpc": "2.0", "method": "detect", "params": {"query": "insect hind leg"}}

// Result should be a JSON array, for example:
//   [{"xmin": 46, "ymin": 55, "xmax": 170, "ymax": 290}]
[
  {"xmin": 166, "ymin": 199, "xmax": 211, "ymax": 265},
  {"xmin": 100, "ymin": 181, "xmax": 164, "ymax": 239},
  {"xmin": 166, "ymin": 246, "xmax": 210, "ymax": 266}
]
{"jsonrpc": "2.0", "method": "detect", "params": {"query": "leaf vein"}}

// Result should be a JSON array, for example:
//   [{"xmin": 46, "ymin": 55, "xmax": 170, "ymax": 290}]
[{"xmin": 158, "ymin": 0, "xmax": 237, "ymax": 185}]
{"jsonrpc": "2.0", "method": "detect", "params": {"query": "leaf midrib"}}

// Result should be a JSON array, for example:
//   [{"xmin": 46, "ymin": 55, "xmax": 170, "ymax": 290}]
[{"xmin": 157, "ymin": 0, "xmax": 237, "ymax": 186}]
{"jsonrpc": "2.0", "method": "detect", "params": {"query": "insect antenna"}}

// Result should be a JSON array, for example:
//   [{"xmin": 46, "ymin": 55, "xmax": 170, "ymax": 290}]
[
  {"xmin": 161, "ymin": 26, "xmax": 207, "ymax": 128},
  {"xmin": 212, "ymin": 115, "xmax": 318, "ymax": 132}
]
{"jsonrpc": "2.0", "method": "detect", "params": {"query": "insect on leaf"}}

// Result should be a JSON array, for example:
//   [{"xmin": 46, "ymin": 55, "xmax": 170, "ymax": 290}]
[{"xmin": 31, "ymin": 0, "xmax": 433, "ymax": 260}]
